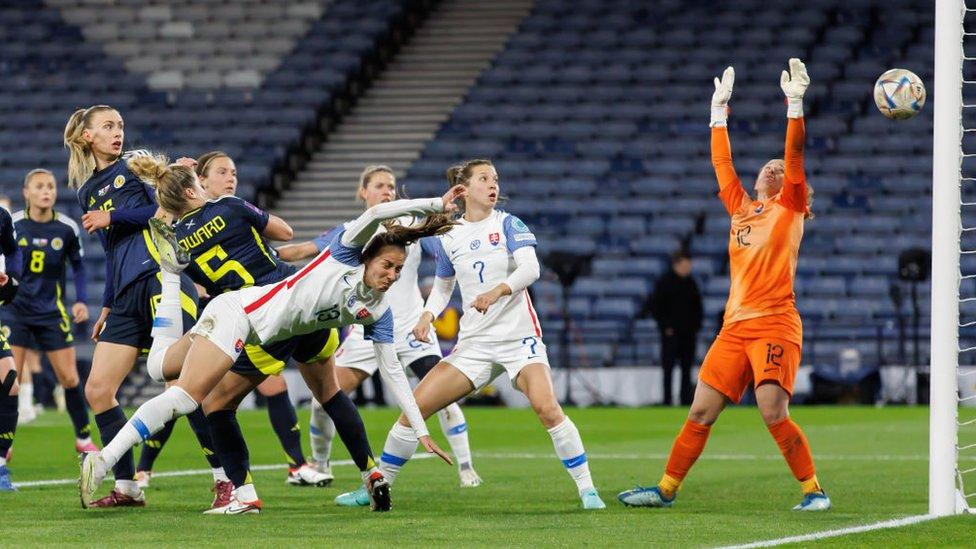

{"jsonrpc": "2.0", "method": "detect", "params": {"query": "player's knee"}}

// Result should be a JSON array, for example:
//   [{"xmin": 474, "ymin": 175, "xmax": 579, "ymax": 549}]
[
  {"xmin": 201, "ymin": 397, "xmax": 231, "ymax": 416},
  {"xmin": 758, "ymin": 403, "xmax": 788, "ymax": 426},
  {"xmin": 59, "ymin": 371, "xmax": 80, "ymax": 388},
  {"xmin": 687, "ymin": 404, "xmax": 719, "ymax": 426},
  {"xmin": 533, "ymin": 400, "xmax": 564, "ymax": 428},
  {"xmin": 84, "ymin": 379, "xmax": 113, "ymax": 409}
]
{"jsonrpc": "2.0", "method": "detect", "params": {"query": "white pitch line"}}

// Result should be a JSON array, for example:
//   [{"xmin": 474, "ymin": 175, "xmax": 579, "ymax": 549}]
[
  {"xmin": 14, "ymin": 462, "xmax": 300, "ymax": 488},
  {"xmin": 716, "ymin": 514, "xmax": 938, "ymax": 548},
  {"xmin": 12, "ymin": 454, "xmax": 434, "ymax": 489},
  {"xmin": 12, "ymin": 451, "xmax": 963, "ymax": 489},
  {"xmin": 475, "ymin": 451, "xmax": 975, "ymax": 462}
]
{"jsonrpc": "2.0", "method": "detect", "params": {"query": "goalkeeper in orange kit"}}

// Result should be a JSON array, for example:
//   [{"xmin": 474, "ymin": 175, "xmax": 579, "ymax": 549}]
[{"xmin": 619, "ymin": 59, "xmax": 830, "ymax": 512}]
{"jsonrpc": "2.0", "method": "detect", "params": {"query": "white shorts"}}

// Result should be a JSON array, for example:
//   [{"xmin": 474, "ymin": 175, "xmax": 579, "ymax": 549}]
[
  {"xmin": 443, "ymin": 335, "xmax": 549, "ymax": 390},
  {"xmin": 334, "ymin": 324, "xmax": 442, "ymax": 376},
  {"xmin": 190, "ymin": 292, "xmax": 253, "ymax": 362}
]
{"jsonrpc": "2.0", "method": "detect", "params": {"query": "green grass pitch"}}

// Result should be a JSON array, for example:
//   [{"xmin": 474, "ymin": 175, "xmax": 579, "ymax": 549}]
[{"xmin": 1, "ymin": 405, "xmax": 973, "ymax": 547}]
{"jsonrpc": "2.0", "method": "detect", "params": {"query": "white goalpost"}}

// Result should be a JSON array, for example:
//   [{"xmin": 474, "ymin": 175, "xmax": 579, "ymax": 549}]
[{"xmin": 932, "ymin": 0, "xmax": 971, "ymax": 517}]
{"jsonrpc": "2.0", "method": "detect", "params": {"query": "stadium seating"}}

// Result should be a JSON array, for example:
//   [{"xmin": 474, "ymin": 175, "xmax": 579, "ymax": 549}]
[{"xmin": 0, "ymin": 0, "xmax": 408, "ymax": 308}]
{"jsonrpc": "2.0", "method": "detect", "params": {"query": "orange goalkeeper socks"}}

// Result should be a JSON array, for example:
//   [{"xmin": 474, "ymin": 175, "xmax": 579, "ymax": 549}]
[
  {"xmin": 659, "ymin": 419, "xmax": 712, "ymax": 498},
  {"xmin": 767, "ymin": 416, "xmax": 820, "ymax": 493}
]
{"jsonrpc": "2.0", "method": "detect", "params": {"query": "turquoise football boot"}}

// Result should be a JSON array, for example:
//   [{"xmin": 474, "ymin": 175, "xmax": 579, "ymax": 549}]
[
  {"xmin": 334, "ymin": 485, "xmax": 370, "ymax": 507},
  {"xmin": 617, "ymin": 485, "xmax": 675, "ymax": 508},
  {"xmin": 581, "ymin": 488, "xmax": 606, "ymax": 509}
]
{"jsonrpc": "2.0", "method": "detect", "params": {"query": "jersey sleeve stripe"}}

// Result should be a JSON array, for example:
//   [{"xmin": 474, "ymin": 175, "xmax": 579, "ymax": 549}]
[
  {"xmin": 55, "ymin": 212, "xmax": 82, "ymax": 236},
  {"xmin": 249, "ymin": 226, "xmax": 278, "ymax": 266},
  {"xmin": 243, "ymin": 249, "xmax": 332, "ymax": 314},
  {"xmin": 523, "ymin": 289, "xmax": 542, "ymax": 337}
]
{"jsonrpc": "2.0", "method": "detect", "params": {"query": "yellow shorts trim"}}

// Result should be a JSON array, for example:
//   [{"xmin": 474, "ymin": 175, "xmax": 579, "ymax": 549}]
[{"xmin": 244, "ymin": 344, "xmax": 286, "ymax": 376}]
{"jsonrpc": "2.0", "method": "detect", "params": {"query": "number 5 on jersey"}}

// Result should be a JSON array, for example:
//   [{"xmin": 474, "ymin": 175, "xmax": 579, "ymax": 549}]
[{"xmin": 197, "ymin": 244, "xmax": 254, "ymax": 287}]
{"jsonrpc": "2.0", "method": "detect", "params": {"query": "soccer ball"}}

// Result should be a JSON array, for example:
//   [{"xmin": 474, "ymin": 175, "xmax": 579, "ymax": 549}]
[{"xmin": 873, "ymin": 68, "xmax": 926, "ymax": 120}]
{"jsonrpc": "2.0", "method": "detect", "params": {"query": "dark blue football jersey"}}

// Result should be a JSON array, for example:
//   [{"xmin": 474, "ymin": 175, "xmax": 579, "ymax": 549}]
[
  {"xmin": 175, "ymin": 196, "xmax": 296, "ymax": 295},
  {"xmin": 0, "ymin": 208, "xmax": 20, "ymax": 279},
  {"xmin": 9, "ymin": 211, "xmax": 85, "ymax": 318},
  {"xmin": 76, "ymin": 159, "xmax": 158, "ymax": 303}
]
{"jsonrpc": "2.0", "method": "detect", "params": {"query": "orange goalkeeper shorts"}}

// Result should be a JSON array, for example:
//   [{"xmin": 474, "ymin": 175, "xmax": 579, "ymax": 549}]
[{"xmin": 698, "ymin": 313, "xmax": 802, "ymax": 403}]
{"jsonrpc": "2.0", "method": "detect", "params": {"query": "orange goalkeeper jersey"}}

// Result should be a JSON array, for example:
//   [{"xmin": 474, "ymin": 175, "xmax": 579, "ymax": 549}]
[{"xmin": 712, "ymin": 118, "xmax": 809, "ymax": 344}]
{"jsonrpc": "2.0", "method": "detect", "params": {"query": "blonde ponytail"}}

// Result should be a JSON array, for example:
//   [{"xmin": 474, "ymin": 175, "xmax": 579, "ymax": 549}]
[
  {"xmin": 127, "ymin": 152, "xmax": 197, "ymax": 216},
  {"xmin": 127, "ymin": 152, "xmax": 170, "ymax": 185},
  {"xmin": 63, "ymin": 105, "xmax": 115, "ymax": 189}
]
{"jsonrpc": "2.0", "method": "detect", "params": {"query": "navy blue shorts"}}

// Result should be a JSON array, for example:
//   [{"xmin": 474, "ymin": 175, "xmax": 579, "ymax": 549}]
[
  {"xmin": 231, "ymin": 328, "xmax": 339, "ymax": 377},
  {"xmin": 99, "ymin": 273, "xmax": 199, "ymax": 352},
  {"xmin": 0, "ymin": 309, "xmax": 73, "ymax": 351}
]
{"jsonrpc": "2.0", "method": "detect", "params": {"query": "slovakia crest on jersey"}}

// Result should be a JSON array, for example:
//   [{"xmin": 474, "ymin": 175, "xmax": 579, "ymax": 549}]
[
  {"xmin": 489, "ymin": 232, "xmax": 500, "ymax": 246},
  {"xmin": 356, "ymin": 308, "xmax": 371, "ymax": 320}
]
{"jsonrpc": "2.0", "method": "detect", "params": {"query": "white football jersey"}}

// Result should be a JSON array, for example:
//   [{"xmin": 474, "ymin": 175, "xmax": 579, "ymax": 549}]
[
  {"xmin": 239, "ymin": 230, "xmax": 393, "ymax": 346},
  {"xmin": 313, "ymin": 216, "xmax": 434, "ymax": 338},
  {"xmin": 433, "ymin": 210, "xmax": 542, "ymax": 342}
]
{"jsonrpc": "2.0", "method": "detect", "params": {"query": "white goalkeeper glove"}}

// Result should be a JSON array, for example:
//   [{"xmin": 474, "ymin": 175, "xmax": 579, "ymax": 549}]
[
  {"xmin": 780, "ymin": 57, "xmax": 810, "ymax": 119},
  {"xmin": 710, "ymin": 66, "xmax": 734, "ymax": 128}
]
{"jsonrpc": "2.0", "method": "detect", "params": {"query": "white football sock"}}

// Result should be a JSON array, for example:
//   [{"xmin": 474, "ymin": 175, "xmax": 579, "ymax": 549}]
[
  {"xmin": 212, "ymin": 467, "xmax": 229, "ymax": 483},
  {"xmin": 114, "ymin": 479, "xmax": 139, "ymax": 496},
  {"xmin": 547, "ymin": 417, "xmax": 594, "ymax": 494},
  {"xmin": 147, "ymin": 271, "xmax": 183, "ymax": 382},
  {"xmin": 309, "ymin": 399, "xmax": 334, "ymax": 466},
  {"xmin": 101, "ymin": 386, "xmax": 198, "ymax": 470},
  {"xmin": 437, "ymin": 403, "xmax": 472, "ymax": 469},
  {"xmin": 377, "ymin": 422, "xmax": 418, "ymax": 485},
  {"xmin": 18, "ymin": 382, "xmax": 33, "ymax": 414},
  {"xmin": 235, "ymin": 483, "xmax": 258, "ymax": 502}
]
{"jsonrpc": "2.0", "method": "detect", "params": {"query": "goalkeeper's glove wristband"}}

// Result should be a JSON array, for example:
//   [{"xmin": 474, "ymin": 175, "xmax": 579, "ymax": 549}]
[
  {"xmin": 787, "ymin": 98, "xmax": 803, "ymax": 119},
  {"xmin": 710, "ymin": 105, "xmax": 728, "ymax": 128}
]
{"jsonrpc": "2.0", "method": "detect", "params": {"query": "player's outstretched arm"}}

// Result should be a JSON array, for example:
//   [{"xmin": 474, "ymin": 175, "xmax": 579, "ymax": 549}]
[
  {"xmin": 275, "ymin": 241, "xmax": 319, "ymax": 262},
  {"xmin": 341, "ymin": 185, "xmax": 465, "ymax": 248},
  {"xmin": 780, "ymin": 58, "xmax": 810, "ymax": 213},
  {"xmin": 710, "ymin": 66, "xmax": 746, "ymax": 213},
  {"xmin": 372, "ymin": 340, "xmax": 453, "ymax": 465}
]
